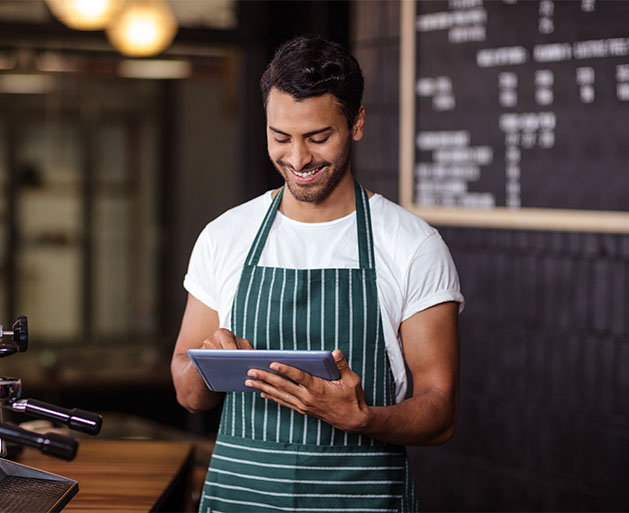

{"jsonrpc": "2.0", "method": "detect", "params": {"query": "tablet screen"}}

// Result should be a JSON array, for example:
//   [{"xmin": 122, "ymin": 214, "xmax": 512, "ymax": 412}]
[{"xmin": 187, "ymin": 349, "xmax": 341, "ymax": 392}]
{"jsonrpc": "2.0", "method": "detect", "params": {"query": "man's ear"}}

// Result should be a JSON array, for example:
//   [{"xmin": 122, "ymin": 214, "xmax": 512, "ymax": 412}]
[{"xmin": 352, "ymin": 106, "xmax": 365, "ymax": 141}]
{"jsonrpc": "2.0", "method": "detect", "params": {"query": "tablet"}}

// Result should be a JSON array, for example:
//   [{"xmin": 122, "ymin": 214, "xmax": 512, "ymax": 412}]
[{"xmin": 187, "ymin": 349, "xmax": 341, "ymax": 393}]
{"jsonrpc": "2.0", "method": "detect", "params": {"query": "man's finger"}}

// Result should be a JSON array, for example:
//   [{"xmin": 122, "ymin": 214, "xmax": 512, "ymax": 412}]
[
  {"xmin": 212, "ymin": 328, "xmax": 240, "ymax": 349},
  {"xmin": 246, "ymin": 376, "xmax": 301, "ymax": 407},
  {"xmin": 269, "ymin": 363, "xmax": 312, "ymax": 387},
  {"xmin": 247, "ymin": 368, "xmax": 304, "ymax": 394},
  {"xmin": 259, "ymin": 392, "xmax": 304, "ymax": 414},
  {"xmin": 236, "ymin": 337, "xmax": 253, "ymax": 350},
  {"xmin": 332, "ymin": 349, "xmax": 351, "ymax": 378}
]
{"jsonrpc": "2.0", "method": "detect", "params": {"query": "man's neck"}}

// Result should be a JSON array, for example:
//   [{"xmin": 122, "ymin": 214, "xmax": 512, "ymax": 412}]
[{"xmin": 278, "ymin": 172, "xmax": 356, "ymax": 223}]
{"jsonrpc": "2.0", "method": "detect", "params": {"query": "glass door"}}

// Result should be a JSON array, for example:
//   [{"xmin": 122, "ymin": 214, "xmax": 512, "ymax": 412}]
[
  {"xmin": 0, "ymin": 73, "xmax": 164, "ymax": 345},
  {"xmin": 15, "ymin": 122, "xmax": 83, "ymax": 340},
  {"xmin": 92, "ymin": 120, "xmax": 159, "ymax": 340}
]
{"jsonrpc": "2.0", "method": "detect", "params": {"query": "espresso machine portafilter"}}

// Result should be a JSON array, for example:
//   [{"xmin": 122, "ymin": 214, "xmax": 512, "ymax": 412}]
[{"xmin": 0, "ymin": 316, "xmax": 102, "ymax": 461}]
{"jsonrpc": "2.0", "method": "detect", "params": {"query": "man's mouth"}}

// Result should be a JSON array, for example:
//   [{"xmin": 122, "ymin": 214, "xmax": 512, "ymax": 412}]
[
  {"xmin": 293, "ymin": 166, "xmax": 323, "ymax": 178},
  {"xmin": 288, "ymin": 164, "xmax": 328, "ymax": 182}
]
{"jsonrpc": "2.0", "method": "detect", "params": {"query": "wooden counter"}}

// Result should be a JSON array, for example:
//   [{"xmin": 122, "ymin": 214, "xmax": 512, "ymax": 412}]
[{"xmin": 16, "ymin": 439, "xmax": 194, "ymax": 512}]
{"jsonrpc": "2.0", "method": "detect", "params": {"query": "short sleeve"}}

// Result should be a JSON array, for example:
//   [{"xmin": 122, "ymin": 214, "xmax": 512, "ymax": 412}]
[
  {"xmin": 183, "ymin": 224, "xmax": 219, "ymax": 311},
  {"xmin": 401, "ymin": 231, "xmax": 465, "ymax": 321}
]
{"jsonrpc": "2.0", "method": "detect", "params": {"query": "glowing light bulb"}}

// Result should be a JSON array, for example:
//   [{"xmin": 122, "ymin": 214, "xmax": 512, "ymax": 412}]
[
  {"xmin": 45, "ymin": 0, "xmax": 123, "ymax": 30},
  {"xmin": 106, "ymin": 1, "xmax": 178, "ymax": 57}
]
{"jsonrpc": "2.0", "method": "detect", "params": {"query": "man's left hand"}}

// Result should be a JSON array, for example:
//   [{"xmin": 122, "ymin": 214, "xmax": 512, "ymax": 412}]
[{"xmin": 245, "ymin": 349, "xmax": 370, "ymax": 433}]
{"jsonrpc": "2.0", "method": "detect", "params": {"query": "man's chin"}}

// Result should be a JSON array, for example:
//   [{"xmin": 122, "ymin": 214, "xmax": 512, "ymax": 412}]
[{"xmin": 285, "ymin": 180, "xmax": 326, "ymax": 203}]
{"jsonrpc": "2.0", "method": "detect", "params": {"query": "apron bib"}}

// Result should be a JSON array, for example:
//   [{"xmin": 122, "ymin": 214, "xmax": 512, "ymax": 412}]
[{"xmin": 199, "ymin": 182, "xmax": 418, "ymax": 512}]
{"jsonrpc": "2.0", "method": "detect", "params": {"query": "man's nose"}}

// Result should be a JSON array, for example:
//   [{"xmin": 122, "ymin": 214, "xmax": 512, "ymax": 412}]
[{"xmin": 287, "ymin": 142, "xmax": 313, "ymax": 171}]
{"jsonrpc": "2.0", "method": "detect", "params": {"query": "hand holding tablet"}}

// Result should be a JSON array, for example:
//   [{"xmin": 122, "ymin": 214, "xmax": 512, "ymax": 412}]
[{"xmin": 187, "ymin": 349, "xmax": 341, "ymax": 393}]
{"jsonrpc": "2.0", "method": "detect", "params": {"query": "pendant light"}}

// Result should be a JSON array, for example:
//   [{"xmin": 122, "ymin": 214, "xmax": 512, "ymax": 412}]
[
  {"xmin": 106, "ymin": 0, "xmax": 178, "ymax": 57},
  {"xmin": 45, "ymin": 0, "xmax": 124, "ymax": 30}
]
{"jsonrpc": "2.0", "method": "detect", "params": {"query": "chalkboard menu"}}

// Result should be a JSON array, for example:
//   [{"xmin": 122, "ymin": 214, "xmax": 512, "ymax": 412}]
[{"xmin": 399, "ymin": 0, "xmax": 629, "ymax": 232}]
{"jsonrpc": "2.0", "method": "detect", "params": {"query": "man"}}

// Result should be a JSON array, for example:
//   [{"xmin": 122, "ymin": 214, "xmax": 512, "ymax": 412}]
[{"xmin": 171, "ymin": 36, "xmax": 464, "ymax": 512}]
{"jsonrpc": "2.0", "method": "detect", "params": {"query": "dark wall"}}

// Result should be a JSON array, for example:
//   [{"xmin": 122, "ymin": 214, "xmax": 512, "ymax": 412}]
[{"xmin": 350, "ymin": 1, "xmax": 629, "ymax": 511}]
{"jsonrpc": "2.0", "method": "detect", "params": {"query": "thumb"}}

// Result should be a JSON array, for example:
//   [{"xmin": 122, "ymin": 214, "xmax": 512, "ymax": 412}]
[
  {"xmin": 236, "ymin": 337, "xmax": 253, "ymax": 350},
  {"xmin": 332, "ymin": 349, "xmax": 351, "ymax": 377}
]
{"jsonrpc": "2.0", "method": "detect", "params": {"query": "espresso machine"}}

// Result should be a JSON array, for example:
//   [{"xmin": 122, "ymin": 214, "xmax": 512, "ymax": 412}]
[{"xmin": 0, "ymin": 316, "xmax": 103, "ymax": 512}]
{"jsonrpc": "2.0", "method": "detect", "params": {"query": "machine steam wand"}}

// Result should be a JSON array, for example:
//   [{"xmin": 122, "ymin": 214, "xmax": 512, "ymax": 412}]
[{"xmin": 0, "ymin": 316, "xmax": 102, "ymax": 460}]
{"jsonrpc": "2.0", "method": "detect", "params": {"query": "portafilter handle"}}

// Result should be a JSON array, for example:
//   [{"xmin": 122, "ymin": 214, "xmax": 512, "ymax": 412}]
[
  {"xmin": 0, "ymin": 422, "xmax": 78, "ymax": 461},
  {"xmin": 9, "ymin": 399, "xmax": 102, "ymax": 436}
]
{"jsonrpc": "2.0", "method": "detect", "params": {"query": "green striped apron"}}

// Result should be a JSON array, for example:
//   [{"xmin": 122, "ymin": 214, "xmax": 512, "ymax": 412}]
[{"xmin": 199, "ymin": 181, "xmax": 418, "ymax": 512}]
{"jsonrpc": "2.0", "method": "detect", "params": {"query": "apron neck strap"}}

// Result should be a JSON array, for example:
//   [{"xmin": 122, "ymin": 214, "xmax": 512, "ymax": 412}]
[
  {"xmin": 245, "ymin": 180, "xmax": 375, "ymax": 270},
  {"xmin": 245, "ymin": 186, "xmax": 284, "ymax": 266},
  {"xmin": 354, "ymin": 180, "xmax": 375, "ymax": 270}
]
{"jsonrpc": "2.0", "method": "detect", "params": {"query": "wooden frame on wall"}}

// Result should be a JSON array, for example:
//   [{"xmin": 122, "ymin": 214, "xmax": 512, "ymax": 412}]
[{"xmin": 399, "ymin": 0, "xmax": 629, "ymax": 233}]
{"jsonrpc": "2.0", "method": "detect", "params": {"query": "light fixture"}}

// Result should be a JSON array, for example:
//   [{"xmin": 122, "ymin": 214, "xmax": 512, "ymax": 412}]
[
  {"xmin": 106, "ymin": 0, "xmax": 178, "ymax": 57},
  {"xmin": 118, "ymin": 59, "xmax": 191, "ymax": 80},
  {"xmin": 45, "ymin": 0, "xmax": 124, "ymax": 30}
]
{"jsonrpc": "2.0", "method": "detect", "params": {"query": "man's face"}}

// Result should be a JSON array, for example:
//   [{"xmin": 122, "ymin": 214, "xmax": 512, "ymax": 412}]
[{"xmin": 266, "ymin": 88, "xmax": 364, "ymax": 203}]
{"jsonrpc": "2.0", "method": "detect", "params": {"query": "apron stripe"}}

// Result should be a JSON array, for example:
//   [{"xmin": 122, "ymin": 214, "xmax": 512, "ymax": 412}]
[
  {"xmin": 262, "ymin": 268, "xmax": 276, "ymax": 440},
  {"xmin": 205, "ymin": 495, "xmax": 399, "ymax": 512},
  {"xmin": 279, "ymin": 269, "xmax": 286, "ymax": 351},
  {"xmin": 208, "ymin": 482, "xmax": 403, "ymax": 499},
  {"xmin": 344, "ymin": 268, "xmax": 354, "ymax": 448},
  {"xmin": 292, "ymin": 268, "xmax": 298, "ymax": 351},
  {"xmin": 275, "ymin": 403, "xmax": 281, "ymax": 443},
  {"xmin": 372, "ymin": 289, "xmax": 379, "ymax": 409},
  {"xmin": 316, "ymin": 256, "xmax": 323, "ymax": 446},
  {"xmin": 251, "ymin": 267, "xmax": 267, "ymax": 440},
  {"xmin": 307, "ymin": 270, "xmax": 311, "ymax": 350},
  {"xmin": 266, "ymin": 268, "xmax": 276, "ymax": 350},
  {"xmin": 320, "ymin": 269, "xmax": 325, "ymax": 352},
  {"xmin": 334, "ymin": 268, "xmax": 339, "ymax": 349},
  {"xmin": 211, "ymin": 454, "xmax": 405, "ymax": 471},
  {"xmin": 348, "ymin": 270, "xmax": 353, "ymax": 367},
  {"xmin": 241, "ymin": 391, "xmax": 246, "ymax": 438},
  {"xmin": 208, "ymin": 467, "xmax": 404, "ymax": 485},
  {"xmin": 288, "ymin": 269, "xmax": 298, "ymax": 444},
  {"xmin": 253, "ymin": 267, "xmax": 266, "ymax": 347},
  {"xmin": 215, "ymin": 440, "xmax": 403, "ymax": 457},
  {"xmin": 231, "ymin": 390, "xmax": 235, "ymax": 437},
  {"xmin": 304, "ymin": 272, "xmax": 310, "ymax": 444}
]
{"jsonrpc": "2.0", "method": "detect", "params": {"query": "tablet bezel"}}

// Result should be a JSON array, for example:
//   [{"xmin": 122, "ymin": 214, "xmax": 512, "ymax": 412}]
[{"xmin": 187, "ymin": 349, "xmax": 341, "ymax": 393}]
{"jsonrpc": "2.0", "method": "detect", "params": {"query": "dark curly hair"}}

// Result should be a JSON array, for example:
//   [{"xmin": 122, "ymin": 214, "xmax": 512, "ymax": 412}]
[{"xmin": 260, "ymin": 35, "xmax": 364, "ymax": 129}]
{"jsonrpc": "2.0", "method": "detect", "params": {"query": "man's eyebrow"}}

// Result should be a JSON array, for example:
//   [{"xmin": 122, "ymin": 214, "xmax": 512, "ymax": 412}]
[{"xmin": 269, "ymin": 126, "xmax": 332, "ymax": 138}]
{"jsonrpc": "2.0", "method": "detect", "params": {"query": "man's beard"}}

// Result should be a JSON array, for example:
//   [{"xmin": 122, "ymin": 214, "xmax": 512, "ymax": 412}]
[{"xmin": 273, "ymin": 137, "xmax": 352, "ymax": 204}]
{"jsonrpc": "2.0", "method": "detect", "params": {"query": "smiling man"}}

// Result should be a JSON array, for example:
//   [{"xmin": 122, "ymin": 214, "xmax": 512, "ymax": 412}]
[{"xmin": 171, "ymin": 36, "xmax": 464, "ymax": 513}]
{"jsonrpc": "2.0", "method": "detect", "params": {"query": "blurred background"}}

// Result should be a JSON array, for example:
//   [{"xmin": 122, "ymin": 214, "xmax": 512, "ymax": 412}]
[{"xmin": 0, "ymin": 1, "xmax": 626, "ymax": 511}]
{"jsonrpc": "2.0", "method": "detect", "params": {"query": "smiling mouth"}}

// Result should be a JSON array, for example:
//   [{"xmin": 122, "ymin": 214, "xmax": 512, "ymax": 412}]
[
  {"xmin": 293, "ymin": 166, "xmax": 325, "ymax": 178},
  {"xmin": 285, "ymin": 163, "xmax": 328, "ymax": 182}
]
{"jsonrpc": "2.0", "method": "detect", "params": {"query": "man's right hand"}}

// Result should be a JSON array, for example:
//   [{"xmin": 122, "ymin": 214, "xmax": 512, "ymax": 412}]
[
  {"xmin": 202, "ymin": 328, "xmax": 253, "ymax": 350},
  {"xmin": 172, "ymin": 295, "xmax": 245, "ymax": 412}
]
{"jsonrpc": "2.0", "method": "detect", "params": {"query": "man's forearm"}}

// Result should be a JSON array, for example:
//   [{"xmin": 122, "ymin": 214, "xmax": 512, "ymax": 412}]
[
  {"xmin": 171, "ymin": 354, "xmax": 224, "ymax": 413},
  {"xmin": 359, "ymin": 389, "xmax": 457, "ymax": 446}
]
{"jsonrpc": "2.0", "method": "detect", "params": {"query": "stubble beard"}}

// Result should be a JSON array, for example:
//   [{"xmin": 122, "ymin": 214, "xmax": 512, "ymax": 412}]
[{"xmin": 274, "ymin": 137, "xmax": 352, "ymax": 204}]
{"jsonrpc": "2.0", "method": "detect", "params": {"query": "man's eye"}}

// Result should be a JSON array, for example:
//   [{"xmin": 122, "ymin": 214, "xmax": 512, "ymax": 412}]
[
  {"xmin": 275, "ymin": 138, "xmax": 290, "ymax": 143},
  {"xmin": 311, "ymin": 137, "xmax": 329, "ymax": 144}
]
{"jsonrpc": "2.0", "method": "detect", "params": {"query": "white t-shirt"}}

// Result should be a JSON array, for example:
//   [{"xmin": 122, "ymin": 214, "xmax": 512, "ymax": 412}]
[{"xmin": 184, "ymin": 190, "xmax": 464, "ymax": 402}]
